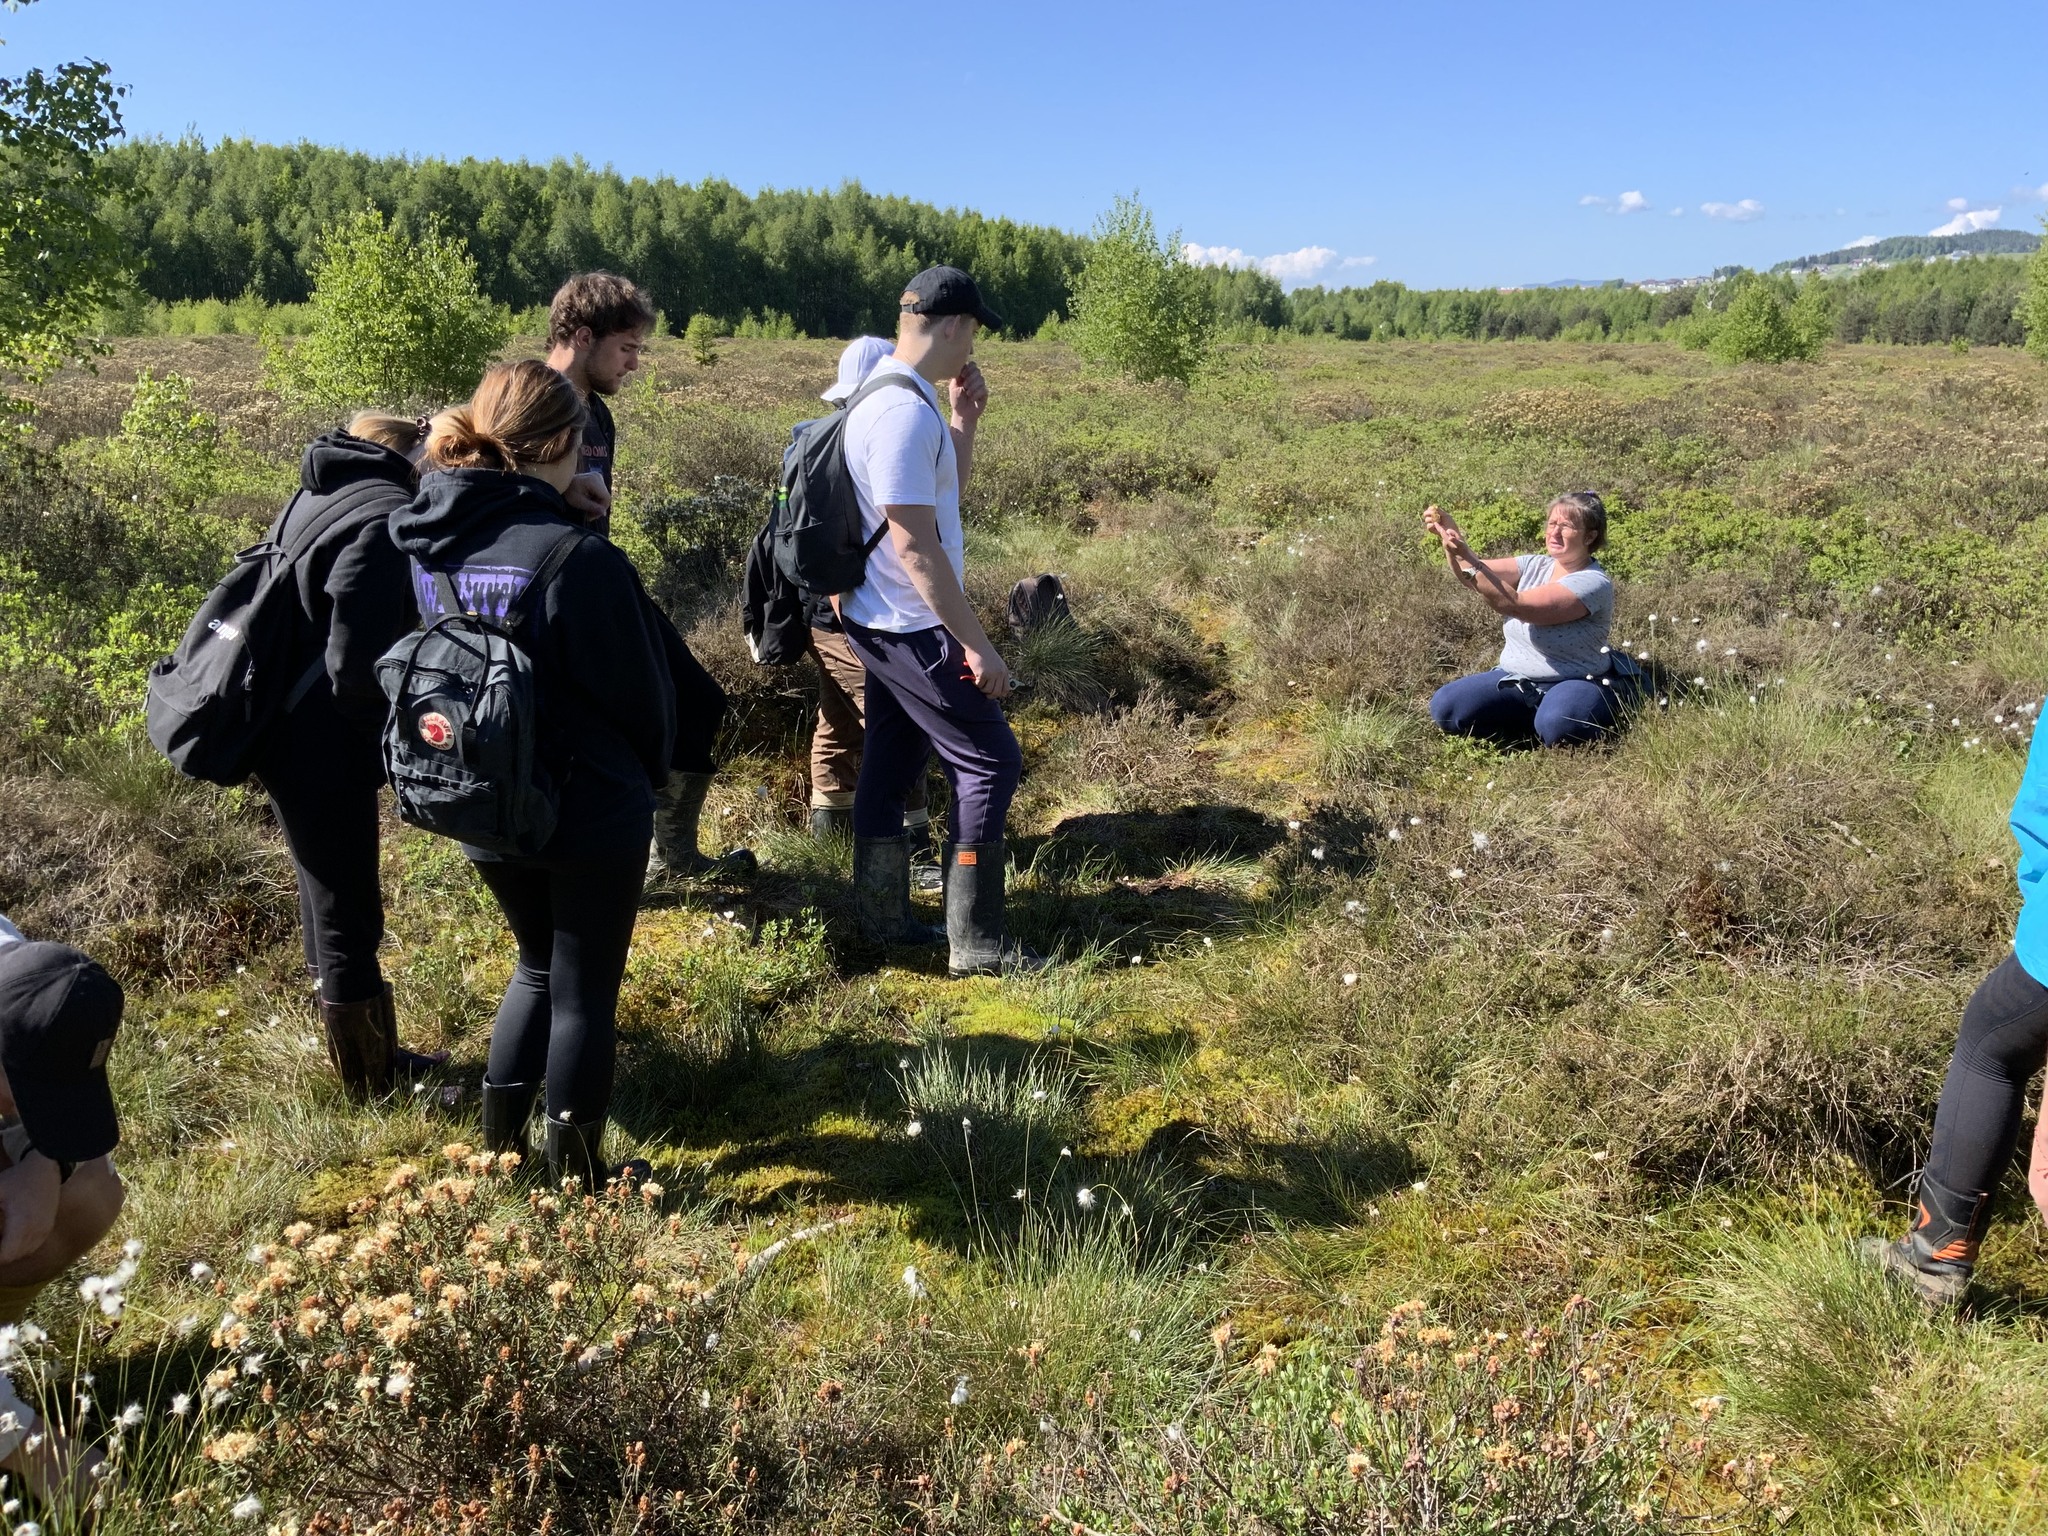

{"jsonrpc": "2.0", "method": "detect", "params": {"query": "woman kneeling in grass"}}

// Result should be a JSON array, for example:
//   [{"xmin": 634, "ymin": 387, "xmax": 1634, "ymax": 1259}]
[
  {"xmin": 1425, "ymin": 491, "xmax": 1638, "ymax": 748},
  {"xmin": 1866, "ymin": 720, "xmax": 2048, "ymax": 1307}
]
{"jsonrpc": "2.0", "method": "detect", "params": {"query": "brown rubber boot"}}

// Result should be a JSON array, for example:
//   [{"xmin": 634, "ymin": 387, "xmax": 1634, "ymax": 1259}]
[{"xmin": 320, "ymin": 991, "xmax": 392, "ymax": 1100}]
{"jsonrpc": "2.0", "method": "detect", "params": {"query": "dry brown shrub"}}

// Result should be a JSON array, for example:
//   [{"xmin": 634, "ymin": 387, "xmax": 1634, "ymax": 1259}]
[
  {"xmin": 1054, "ymin": 689, "xmax": 1217, "ymax": 812},
  {"xmin": 1293, "ymin": 388, "xmax": 1375, "ymax": 424},
  {"xmin": 0, "ymin": 751, "xmax": 294, "ymax": 980},
  {"xmin": 1467, "ymin": 387, "xmax": 1644, "ymax": 449},
  {"xmin": 1227, "ymin": 547, "xmax": 1501, "ymax": 716}
]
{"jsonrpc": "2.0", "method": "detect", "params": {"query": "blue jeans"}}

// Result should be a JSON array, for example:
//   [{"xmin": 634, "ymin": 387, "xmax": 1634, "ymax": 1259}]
[{"xmin": 1430, "ymin": 668, "xmax": 1628, "ymax": 748}]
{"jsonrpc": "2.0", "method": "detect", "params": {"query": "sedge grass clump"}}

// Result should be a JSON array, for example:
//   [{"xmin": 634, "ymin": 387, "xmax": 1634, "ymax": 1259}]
[{"xmin": 1019, "ymin": 1298, "xmax": 1690, "ymax": 1534}]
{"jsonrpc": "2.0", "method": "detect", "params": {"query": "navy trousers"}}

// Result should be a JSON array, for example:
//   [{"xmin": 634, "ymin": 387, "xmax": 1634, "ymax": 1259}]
[
  {"xmin": 1430, "ymin": 668, "xmax": 1628, "ymax": 748},
  {"xmin": 842, "ymin": 621, "xmax": 1022, "ymax": 843}
]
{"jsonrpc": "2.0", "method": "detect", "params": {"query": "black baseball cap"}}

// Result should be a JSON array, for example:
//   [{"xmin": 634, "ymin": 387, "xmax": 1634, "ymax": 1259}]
[
  {"xmin": 0, "ymin": 941, "xmax": 122, "ymax": 1162},
  {"xmin": 901, "ymin": 266, "xmax": 1005, "ymax": 332}
]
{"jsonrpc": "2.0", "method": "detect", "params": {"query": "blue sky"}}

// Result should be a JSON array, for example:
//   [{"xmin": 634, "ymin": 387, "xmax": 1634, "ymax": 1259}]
[{"xmin": 8, "ymin": 0, "xmax": 2045, "ymax": 290}]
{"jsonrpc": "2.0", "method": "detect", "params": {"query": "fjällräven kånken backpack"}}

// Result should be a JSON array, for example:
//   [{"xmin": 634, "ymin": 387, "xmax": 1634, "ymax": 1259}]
[{"xmin": 375, "ymin": 529, "xmax": 583, "ymax": 857}]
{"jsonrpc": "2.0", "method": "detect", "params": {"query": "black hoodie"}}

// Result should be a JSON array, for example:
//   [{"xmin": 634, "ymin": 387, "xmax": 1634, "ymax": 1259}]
[
  {"xmin": 388, "ymin": 468, "xmax": 676, "ymax": 859},
  {"xmin": 275, "ymin": 432, "xmax": 419, "ymax": 744}
]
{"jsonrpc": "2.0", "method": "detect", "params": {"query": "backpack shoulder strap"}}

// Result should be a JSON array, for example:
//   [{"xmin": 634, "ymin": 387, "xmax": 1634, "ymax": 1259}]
[
  {"xmin": 843, "ymin": 370, "xmax": 944, "ymax": 425},
  {"xmin": 277, "ymin": 479, "xmax": 404, "ymax": 564},
  {"xmin": 506, "ymin": 527, "xmax": 587, "ymax": 631}
]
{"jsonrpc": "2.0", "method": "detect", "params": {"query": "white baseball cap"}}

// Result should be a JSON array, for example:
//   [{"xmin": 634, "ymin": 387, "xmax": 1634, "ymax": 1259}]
[{"xmin": 821, "ymin": 336, "xmax": 897, "ymax": 404}]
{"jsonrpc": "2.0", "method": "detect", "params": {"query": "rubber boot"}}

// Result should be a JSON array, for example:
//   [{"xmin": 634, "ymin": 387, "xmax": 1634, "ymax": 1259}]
[
  {"xmin": 480, "ymin": 1079, "xmax": 542, "ymax": 1168},
  {"xmin": 811, "ymin": 805, "xmax": 854, "ymax": 839},
  {"xmin": 373, "ymin": 984, "xmax": 451, "ymax": 1081},
  {"xmin": 543, "ymin": 1112, "xmax": 651, "ymax": 1193},
  {"xmin": 653, "ymin": 770, "xmax": 759, "ymax": 879},
  {"xmin": 320, "ymin": 992, "xmax": 392, "ymax": 1100},
  {"xmin": 1861, "ymin": 1171, "xmax": 1990, "ymax": 1308},
  {"xmin": 944, "ymin": 840, "xmax": 1048, "ymax": 978},
  {"xmin": 854, "ymin": 834, "xmax": 945, "ymax": 946}
]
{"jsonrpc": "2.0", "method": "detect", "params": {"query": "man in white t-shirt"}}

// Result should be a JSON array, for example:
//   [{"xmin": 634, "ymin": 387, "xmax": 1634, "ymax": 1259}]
[{"xmin": 839, "ymin": 266, "xmax": 1043, "ymax": 976}]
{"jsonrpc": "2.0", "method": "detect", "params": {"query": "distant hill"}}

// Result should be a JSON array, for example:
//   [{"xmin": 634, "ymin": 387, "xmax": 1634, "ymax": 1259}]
[{"xmin": 1773, "ymin": 229, "xmax": 2039, "ymax": 272}]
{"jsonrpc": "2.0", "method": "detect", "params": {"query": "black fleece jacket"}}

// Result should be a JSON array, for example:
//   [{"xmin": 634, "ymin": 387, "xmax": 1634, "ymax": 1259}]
[
  {"xmin": 274, "ymin": 432, "xmax": 418, "ymax": 749},
  {"xmin": 389, "ymin": 468, "xmax": 676, "ymax": 859}
]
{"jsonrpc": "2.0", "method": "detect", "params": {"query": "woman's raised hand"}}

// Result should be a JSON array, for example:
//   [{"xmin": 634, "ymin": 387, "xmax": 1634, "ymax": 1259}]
[{"xmin": 1424, "ymin": 505, "xmax": 1465, "ymax": 552}]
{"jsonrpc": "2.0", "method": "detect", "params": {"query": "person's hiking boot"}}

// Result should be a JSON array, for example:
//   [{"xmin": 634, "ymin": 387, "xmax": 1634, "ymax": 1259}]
[
  {"xmin": 480, "ymin": 1078, "xmax": 542, "ymax": 1168},
  {"xmin": 543, "ymin": 1112, "xmax": 651, "ymax": 1193},
  {"xmin": 320, "ymin": 992, "xmax": 391, "ymax": 1100},
  {"xmin": 943, "ymin": 840, "xmax": 1048, "ymax": 978},
  {"xmin": 1860, "ymin": 1172, "xmax": 1991, "ymax": 1308},
  {"xmin": 653, "ymin": 770, "xmax": 759, "ymax": 879},
  {"xmin": 810, "ymin": 804, "xmax": 854, "ymax": 839},
  {"xmin": 854, "ymin": 834, "xmax": 945, "ymax": 946}
]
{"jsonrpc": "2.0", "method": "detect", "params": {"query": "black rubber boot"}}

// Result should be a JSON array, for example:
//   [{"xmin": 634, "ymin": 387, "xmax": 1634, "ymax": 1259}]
[
  {"xmin": 854, "ymin": 834, "xmax": 945, "ymax": 946},
  {"xmin": 1861, "ymin": 1171, "xmax": 1990, "ymax": 1308},
  {"xmin": 543, "ymin": 1112, "xmax": 651, "ymax": 1193},
  {"xmin": 944, "ymin": 840, "xmax": 1048, "ymax": 978},
  {"xmin": 811, "ymin": 805, "xmax": 854, "ymax": 839},
  {"xmin": 320, "ymin": 992, "xmax": 392, "ymax": 1100},
  {"xmin": 653, "ymin": 770, "xmax": 759, "ymax": 878},
  {"xmin": 481, "ymin": 1078, "xmax": 542, "ymax": 1166}
]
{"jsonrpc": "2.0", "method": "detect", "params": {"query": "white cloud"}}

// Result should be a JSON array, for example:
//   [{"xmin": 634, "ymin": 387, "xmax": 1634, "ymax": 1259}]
[
  {"xmin": 1844, "ymin": 234, "xmax": 1881, "ymax": 249},
  {"xmin": 1181, "ymin": 242, "xmax": 1348, "ymax": 288},
  {"xmin": 1929, "ymin": 206, "xmax": 2001, "ymax": 236},
  {"xmin": 1578, "ymin": 194, "xmax": 1606, "ymax": 206},
  {"xmin": 1946, "ymin": 196, "xmax": 1969, "ymax": 211},
  {"xmin": 1616, "ymin": 190, "xmax": 1650, "ymax": 215},
  {"xmin": 1700, "ymin": 199, "xmax": 1765, "ymax": 222},
  {"xmin": 1669, "ymin": 206, "xmax": 1684, "ymax": 217},
  {"xmin": 1258, "ymin": 245, "xmax": 1339, "ymax": 282}
]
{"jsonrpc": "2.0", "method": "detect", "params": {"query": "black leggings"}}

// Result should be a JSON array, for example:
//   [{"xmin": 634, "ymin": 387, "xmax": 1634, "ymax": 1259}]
[
  {"xmin": 255, "ymin": 704, "xmax": 386, "ymax": 1006},
  {"xmin": 1924, "ymin": 953, "xmax": 2048, "ymax": 1199},
  {"xmin": 474, "ymin": 848, "xmax": 648, "ymax": 1123}
]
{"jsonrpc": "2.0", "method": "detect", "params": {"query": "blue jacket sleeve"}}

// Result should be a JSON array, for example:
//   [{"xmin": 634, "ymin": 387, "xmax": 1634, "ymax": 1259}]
[{"xmin": 2007, "ymin": 709, "xmax": 2048, "ymax": 982}]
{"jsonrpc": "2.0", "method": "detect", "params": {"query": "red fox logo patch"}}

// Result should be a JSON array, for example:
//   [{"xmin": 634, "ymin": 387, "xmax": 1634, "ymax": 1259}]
[{"xmin": 417, "ymin": 711, "xmax": 455, "ymax": 751}]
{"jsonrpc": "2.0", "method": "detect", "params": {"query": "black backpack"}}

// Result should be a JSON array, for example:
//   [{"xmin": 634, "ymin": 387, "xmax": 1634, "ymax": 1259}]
[
  {"xmin": 740, "ymin": 509, "xmax": 811, "ymax": 666},
  {"xmin": 146, "ymin": 480, "xmax": 399, "ymax": 786},
  {"xmin": 769, "ymin": 371, "xmax": 940, "ymax": 599},
  {"xmin": 374, "ymin": 530, "xmax": 583, "ymax": 858}
]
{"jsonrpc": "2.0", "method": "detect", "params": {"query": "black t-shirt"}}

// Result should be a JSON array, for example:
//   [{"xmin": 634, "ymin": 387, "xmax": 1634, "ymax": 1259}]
[
  {"xmin": 579, "ymin": 391, "xmax": 617, "ymax": 537},
  {"xmin": 581, "ymin": 392, "xmax": 615, "ymax": 489}
]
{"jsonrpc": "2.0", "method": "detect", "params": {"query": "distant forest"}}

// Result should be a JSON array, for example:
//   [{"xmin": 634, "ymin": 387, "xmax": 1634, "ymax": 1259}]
[
  {"xmin": 1773, "ymin": 228, "xmax": 2039, "ymax": 271},
  {"xmin": 99, "ymin": 138, "xmax": 1087, "ymax": 338},
  {"xmin": 99, "ymin": 139, "xmax": 2042, "ymax": 349},
  {"xmin": 1276, "ymin": 256, "xmax": 2036, "ymax": 348}
]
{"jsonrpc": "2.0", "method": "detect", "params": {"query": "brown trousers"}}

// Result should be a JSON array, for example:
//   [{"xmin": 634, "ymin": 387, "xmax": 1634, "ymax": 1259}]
[{"xmin": 810, "ymin": 626, "xmax": 929, "ymax": 822}]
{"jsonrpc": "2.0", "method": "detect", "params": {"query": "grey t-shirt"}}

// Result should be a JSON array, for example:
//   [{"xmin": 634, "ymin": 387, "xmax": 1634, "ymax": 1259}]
[{"xmin": 1495, "ymin": 555, "xmax": 1614, "ymax": 680}]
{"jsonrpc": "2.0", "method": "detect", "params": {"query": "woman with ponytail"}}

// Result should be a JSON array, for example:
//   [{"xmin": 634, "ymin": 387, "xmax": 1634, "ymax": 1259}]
[
  {"xmin": 252, "ymin": 412, "xmax": 447, "ymax": 1099},
  {"xmin": 389, "ymin": 361, "xmax": 676, "ymax": 1189}
]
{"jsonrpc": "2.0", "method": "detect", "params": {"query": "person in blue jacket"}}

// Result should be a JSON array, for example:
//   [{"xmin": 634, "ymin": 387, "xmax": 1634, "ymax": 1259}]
[{"xmin": 1867, "ymin": 711, "xmax": 2048, "ymax": 1304}]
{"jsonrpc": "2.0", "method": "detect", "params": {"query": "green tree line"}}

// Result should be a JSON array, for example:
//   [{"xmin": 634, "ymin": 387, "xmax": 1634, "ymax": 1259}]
[
  {"xmin": 99, "ymin": 137, "xmax": 1087, "ymax": 338},
  {"xmin": 92, "ymin": 138, "xmax": 2043, "ymax": 351}
]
